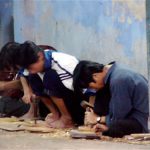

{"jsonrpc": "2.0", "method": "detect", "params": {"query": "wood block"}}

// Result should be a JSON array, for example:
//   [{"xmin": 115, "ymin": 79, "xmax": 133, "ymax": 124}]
[
  {"xmin": 78, "ymin": 126, "xmax": 95, "ymax": 132},
  {"xmin": 70, "ymin": 129, "xmax": 100, "ymax": 139}
]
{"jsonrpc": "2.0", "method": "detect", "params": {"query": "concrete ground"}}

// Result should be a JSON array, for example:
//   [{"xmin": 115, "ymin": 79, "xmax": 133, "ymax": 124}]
[{"xmin": 0, "ymin": 131, "xmax": 150, "ymax": 150}]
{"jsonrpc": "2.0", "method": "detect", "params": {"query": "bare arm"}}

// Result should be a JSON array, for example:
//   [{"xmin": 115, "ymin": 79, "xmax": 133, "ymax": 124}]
[
  {"xmin": 20, "ymin": 77, "xmax": 30, "ymax": 93},
  {"xmin": 89, "ymin": 96, "xmax": 95, "ymax": 106},
  {"xmin": 20, "ymin": 76, "xmax": 34, "ymax": 103},
  {"xmin": 0, "ymin": 80, "xmax": 22, "ymax": 91}
]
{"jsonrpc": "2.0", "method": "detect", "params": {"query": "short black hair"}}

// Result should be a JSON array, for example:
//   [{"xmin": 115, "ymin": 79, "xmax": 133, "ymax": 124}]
[
  {"xmin": 0, "ymin": 42, "xmax": 20, "ymax": 70},
  {"xmin": 0, "ymin": 41, "xmax": 42, "ymax": 70},
  {"xmin": 73, "ymin": 60, "xmax": 104, "ymax": 93},
  {"xmin": 17, "ymin": 41, "xmax": 41, "ymax": 68}
]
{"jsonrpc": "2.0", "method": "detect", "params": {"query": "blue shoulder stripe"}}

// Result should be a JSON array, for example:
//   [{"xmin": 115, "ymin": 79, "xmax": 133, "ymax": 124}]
[{"xmin": 44, "ymin": 50, "xmax": 53, "ymax": 69}]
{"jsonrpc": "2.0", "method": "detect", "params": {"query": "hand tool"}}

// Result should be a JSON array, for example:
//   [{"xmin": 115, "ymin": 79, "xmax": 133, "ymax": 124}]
[
  {"xmin": 31, "ymin": 96, "xmax": 39, "ymax": 124},
  {"xmin": 80, "ymin": 100, "xmax": 94, "ymax": 109}
]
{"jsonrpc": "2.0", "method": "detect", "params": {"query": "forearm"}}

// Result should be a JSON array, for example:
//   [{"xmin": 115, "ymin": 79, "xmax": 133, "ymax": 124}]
[
  {"xmin": 93, "ymin": 115, "xmax": 106, "ymax": 124},
  {"xmin": 89, "ymin": 96, "xmax": 95, "ymax": 106},
  {"xmin": 85, "ymin": 108, "xmax": 106, "ymax": 125},
  {"xmin": 0, "ymin": 80, "xmax": 22, "ymax": 90},
  {"xmin": 100, "ymin": 116, "xmax": 106, "ymax": 124},
  {"xmin": 20, "ymin": 77, "xmax": 32, "ymax": 93},
  {"xmin": 20, "ymin": 77, "xmax": 34, "ymax": 103}
]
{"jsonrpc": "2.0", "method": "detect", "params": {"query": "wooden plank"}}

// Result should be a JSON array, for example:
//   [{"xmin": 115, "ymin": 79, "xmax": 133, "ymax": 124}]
[
  {"xmin": 0, "ymin": 120, "xmax": 54, "ymax": 133},
  {"xmin": 70, "ymin": 129, "xmax": 100, "ymax": 139},
  {"xmin": 0, "ymin": 123, "xmax": 25, "ymax": 131}
]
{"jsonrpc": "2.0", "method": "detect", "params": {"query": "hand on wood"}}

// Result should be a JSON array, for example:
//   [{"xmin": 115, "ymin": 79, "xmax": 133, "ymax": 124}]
[{"xmin": 84, "ymin": 108, "xmax": 98, "ymax": 125}]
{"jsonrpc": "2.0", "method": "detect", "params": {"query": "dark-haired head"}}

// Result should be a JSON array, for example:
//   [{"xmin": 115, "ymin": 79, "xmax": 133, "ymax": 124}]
[
  {"xmin": 73, "ymin": 60, "xmax": 104, "ymax": 94},
  {"xmin": 0, "ymin": 42, "xmax": 20, "ymax": 70},
  {"xmin": 18, "ymin": 41, "xmax": 41, "ymax": 68},
  {"xmin": 0, "ymin": 41, "xmax": 42, "ymax": 71}
]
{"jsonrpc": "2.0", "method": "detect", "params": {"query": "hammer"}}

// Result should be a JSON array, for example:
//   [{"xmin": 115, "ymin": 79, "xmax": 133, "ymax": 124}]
[{"xmin": 80, "ymin": 100, "xmax": 94, "ymax": 110}]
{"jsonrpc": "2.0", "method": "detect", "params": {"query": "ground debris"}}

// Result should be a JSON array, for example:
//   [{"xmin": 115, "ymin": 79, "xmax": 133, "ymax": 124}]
[
  {"xmin": 39, "ymin": 128, "xmax": 71, "ymax": 138},
  {"xmin": 0, "ymin": 117, "xmax": 150, "ymax": 145}
]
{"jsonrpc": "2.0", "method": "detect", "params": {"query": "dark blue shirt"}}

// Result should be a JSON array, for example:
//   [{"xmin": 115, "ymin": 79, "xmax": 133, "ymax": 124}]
[{"xmin": 105, "ymin": 62, "xmax": 149, "ymax": 132}]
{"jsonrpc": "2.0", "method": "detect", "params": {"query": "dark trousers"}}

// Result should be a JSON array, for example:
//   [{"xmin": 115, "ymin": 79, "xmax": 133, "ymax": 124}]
[
  {"xmin": 103, "ymin": 119, "xmax": 143, "ymax": 138},
  {"xmin": 28, "ymin": 69, "xmax": 85, "ymax": 125}
]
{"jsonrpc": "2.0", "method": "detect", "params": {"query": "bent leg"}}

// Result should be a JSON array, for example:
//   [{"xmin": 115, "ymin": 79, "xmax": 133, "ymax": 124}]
[{"xmin": 103, "ymin": 119, "xmax": 143, "ymax": 137}]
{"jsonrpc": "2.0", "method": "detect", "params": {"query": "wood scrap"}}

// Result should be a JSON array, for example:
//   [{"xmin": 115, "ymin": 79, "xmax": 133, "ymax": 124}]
[
  {"xmin": 21, "ymin": 120, "xmax": 55, "ymax": 133},
  {"xmin": 0, "ymin": 123, "xmax": 25, "ymax": 131},
  {"xmin": 130, "ymin": 133, "xmax": 150, "ymax": 139},
  {"xmin": 20, "ymin": 120, "xmax": 46, "ymax": 127},
  {"xmin": 0, "ymin": 117, "xmax": 19, "ymax": 122},
  {"xmin": 24, "ymin": 126, "xmax": 54, "ymax": 133},
  {"xmin": 124, "ymin": 133, "xmax": 150, "ymax": 142},
  {"xmin": 0, "ymin": 119, "xmax": 54, "ymax": 133}
]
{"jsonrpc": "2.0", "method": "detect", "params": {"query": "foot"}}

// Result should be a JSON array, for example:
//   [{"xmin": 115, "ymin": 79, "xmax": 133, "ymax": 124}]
[
  {"xmin": 47, "ymin": 116, "xmax": 74, "ymax": 129},
  {"xmin": 20, "ymin": 112, "xmax": 34, "ymax": 120},
  {"xmin": 20, "ymin": 103, "xmax": 36, "ymax": 120},
  {"xmin": 45, "ymin": 113, "xmax": 60, "ymax": 124}
]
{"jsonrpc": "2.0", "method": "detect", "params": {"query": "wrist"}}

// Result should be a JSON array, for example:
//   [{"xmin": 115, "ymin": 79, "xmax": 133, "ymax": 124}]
[
  {"xmin": 96, "ymin": 116, "xmax": 101, "ymax": 123},
  {"xmin": 96, "ymin": 116, "xmax": 106, "ymax": 124},
  {"xmin": 100, "ymin": 116, "xmax": 106, "ymax": 124}
]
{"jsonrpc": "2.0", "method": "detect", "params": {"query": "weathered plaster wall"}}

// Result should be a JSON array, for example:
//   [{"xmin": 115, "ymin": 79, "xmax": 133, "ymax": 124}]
[
  {"xmin": 13, "ymin": 0, "xmax": 36, "ymax": 42},
  {"xmin": 0, "ymin": 0, "xmax": 14, "ymax": 47},
  {"xmin": 12, "ymin": 0, "xmax": 148, "ymax": 77}
]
